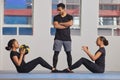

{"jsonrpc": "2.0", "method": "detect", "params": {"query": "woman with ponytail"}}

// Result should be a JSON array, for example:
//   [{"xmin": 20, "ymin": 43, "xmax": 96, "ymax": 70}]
[
  {"xmin": 63, "ymin": 36, "xmax": 109, "ymax": 73},
  {"xmin": 6, "ymin": 39, "xmax": 54, "ymax": 73}
]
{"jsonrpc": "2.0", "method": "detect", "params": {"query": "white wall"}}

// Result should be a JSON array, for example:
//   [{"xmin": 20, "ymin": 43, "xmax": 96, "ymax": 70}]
[
  {"xmin": 0, "ymin": 0, "xmax": 120, "ymax": 72},
  {"xmin": 0, "ymin": 0, "xmax": 4, "ymax": 70}
]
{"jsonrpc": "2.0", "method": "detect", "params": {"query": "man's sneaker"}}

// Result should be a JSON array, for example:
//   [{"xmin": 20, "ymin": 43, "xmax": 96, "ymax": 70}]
[
  {"xmin": 51, "ymin": 69, "xmax": 61, "ymax": 73},
  {"xmin": 62, "ymin": 69, "xmax": 74, "ymax": 73}
]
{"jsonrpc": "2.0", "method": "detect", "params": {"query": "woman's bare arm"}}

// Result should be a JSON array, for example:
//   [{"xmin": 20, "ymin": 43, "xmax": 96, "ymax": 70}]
[
  {"xmin": 12, "ymin": 49, "xmax": 25, "ymax": 66},
  {"xmin": 82, "ymin": 46, "xmax": 102, "ymax": 61}
]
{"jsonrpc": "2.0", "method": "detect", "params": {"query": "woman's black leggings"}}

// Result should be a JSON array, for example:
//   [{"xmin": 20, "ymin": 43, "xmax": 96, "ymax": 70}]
[
  {"xmin": 19, "ymin": 57, "xmax": 52, "ymax": 73},
  {"xmin": 69, "ymin": 57, "xmax": 104, "ymax": 73}
]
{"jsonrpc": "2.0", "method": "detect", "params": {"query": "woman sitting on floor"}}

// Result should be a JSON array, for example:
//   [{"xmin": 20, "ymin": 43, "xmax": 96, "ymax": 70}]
[
  {"xmin": 5, "ymin": 39, "xmax": 55, "ymax": 73},
  {"xmin": 63, "ymin": 36, "xmax": 109, "ymax": 73}
]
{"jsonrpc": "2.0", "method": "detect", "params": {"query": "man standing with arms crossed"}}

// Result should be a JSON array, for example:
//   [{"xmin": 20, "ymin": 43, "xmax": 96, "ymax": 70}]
[{"xmin": 52, "ymin": 3, "xmax": 73, "ymax": 72}]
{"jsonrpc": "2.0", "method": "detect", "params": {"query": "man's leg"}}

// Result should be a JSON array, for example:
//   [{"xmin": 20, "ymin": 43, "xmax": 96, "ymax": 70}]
[
  {"xmin": 53, "ymin": 51, "xmax": 59, "ymax": 68},
  {"xmin": 66, "ymin": 51, "xmax": 72, "ymax": 67},
  {"xmin": 63, "ymin": 41, "xmax": 72, "ymax": 67},
  {"xmin": 53, "ymin": 40, "xmax": 62, "ymax": 69}
]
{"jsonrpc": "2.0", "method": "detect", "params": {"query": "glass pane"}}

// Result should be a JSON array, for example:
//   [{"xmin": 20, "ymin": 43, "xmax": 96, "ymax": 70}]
[
  {"xmin": 100, "ymin": 0, "xmax": 120, "ymax": 4},
  {"xmin": 3, "ymin": 27, "xmax": 17, "ymax": 35},
  {"xmin": 98, "ymin": 28, "xmax": 112, "ymax": 36},
  {"xmin": 19, "ymin": 27, "xmax": 33, "ymax": 35},
  {"xmin": 66, "ymin": 0, "xmax": 80, "ymax": 26},
  {"xmin": 50, "ymin": 28, "xmax": 56, "ymax": 35},
  {"xmin": 114, "ymin": 28, "xmax": 120, "ymax": 36},
  {"xmin": 4, "ymin": 0, "xmax": 32, "ymax": 24}
]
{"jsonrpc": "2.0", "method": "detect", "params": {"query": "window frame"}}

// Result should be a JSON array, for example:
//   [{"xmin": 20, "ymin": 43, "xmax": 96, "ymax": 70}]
[
  {"xmin": 51, "ymin": 0, "xmax": 82, "ymax": 35},
  {"xmin": 98, "ymin": 0, "xmax": 120, "ymax": 36},
  {"xmin": 3, "ymin": 0, "xmax": 34, "ymax": 36}
]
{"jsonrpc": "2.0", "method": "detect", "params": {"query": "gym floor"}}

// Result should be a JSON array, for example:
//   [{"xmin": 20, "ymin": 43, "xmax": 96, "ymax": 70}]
[{"xmin": 0, "ymin": 71, "xmax": 120, "ymax": 80}]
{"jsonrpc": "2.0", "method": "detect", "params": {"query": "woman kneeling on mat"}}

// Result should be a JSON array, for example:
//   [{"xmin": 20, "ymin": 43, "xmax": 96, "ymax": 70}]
[
  {"xmin": 63, "ymin": 36, "xmax": 109, "ymax": 73},
  {"xmin": 6, "ymin": 39, "xmax": 54, "ymax": 73}
]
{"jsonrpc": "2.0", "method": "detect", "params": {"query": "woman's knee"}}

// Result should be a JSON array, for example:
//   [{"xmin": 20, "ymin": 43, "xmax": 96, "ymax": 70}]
[
  {"xmin": 38, "ymin": 57, "xmax": 43, "ymax": 61},
  {"xmin": 80, "ymin": 57, "xmax": 87, "ymax": 61}
]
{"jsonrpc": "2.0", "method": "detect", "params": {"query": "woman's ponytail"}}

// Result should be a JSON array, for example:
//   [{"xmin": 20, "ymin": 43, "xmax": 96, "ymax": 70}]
[
  {"xmin": 100, "ymin": 36, "xmax": 109, "ymax": 46},
  {"xmin": 103, "ymin": 39, "xmax": 109, "ymax": 46},
  {"xmin": 5, "ymin": 46, "xmax": 11, "ymax": 51},
  {"xmin": 5, "ymin": 39, "xmax": 16, "ymax": 51}
]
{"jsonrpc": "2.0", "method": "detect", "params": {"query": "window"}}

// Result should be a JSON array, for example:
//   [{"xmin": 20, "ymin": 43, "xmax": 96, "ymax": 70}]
[
  {"xmin": 3, "ymin": 0, "xmax": 33, "ymax": 35},
  {"xmin": 98, "ymin": 0, "xmax": 120, "ymax": 36},
  {"xmin": 51, "ymin": 0, "xmax": 81, "ymax": 35},
  {"xmin": 3, "ymin": 27, "xmax": 17, "ymax": 35},
  {"xmin": 99, "ymin": 17, "xmax": 116, "ymax": 25}
]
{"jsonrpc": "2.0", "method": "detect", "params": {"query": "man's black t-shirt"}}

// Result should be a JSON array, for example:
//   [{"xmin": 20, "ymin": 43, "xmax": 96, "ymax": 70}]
[
  {"xmin": 95, "ymin": 47, "xmax": 106, "ymax": 69},
  {"xmin": 10, "ymin": 51, "xmax": 26, "ymax": 72},
  {"xmin": 53, "ymin": 14, "xmax": 73, "ymax": 41}
]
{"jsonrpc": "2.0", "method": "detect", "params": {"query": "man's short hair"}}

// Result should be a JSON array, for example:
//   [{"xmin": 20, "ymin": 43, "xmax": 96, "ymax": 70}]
[{"xmin": 57, "ymin": 3, "xmax": 65, "ymax": 9}]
